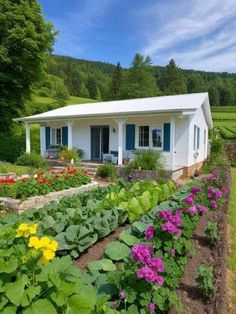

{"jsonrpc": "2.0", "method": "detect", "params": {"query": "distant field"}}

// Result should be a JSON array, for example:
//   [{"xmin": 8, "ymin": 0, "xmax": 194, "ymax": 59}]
[{"xmin": 212, "ymin": 106, "xmax": 236, "ymax": 139}]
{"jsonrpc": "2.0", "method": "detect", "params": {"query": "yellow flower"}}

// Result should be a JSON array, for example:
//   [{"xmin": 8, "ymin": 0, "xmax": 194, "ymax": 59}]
[
  {"xmin": 29, "ymin": 224, "xmax": 37, "ymax": 235},
  {"xmin": 15, "ymin": 223, "xmax": 38, "ymax": 238},
  {"xmin": 28, "ymin": 236, "xmax": 41, "ymax": 249},
  {"xmin": 39, "ymin": 237, "xmax": 51, "ymax": 248},
  {"xmin": 40, "ymin": 249, "xmax": 55, "ymax": 264},
  {"xmin": 48, "ymin": 240, "xmax": 58, "ymax": 251}
]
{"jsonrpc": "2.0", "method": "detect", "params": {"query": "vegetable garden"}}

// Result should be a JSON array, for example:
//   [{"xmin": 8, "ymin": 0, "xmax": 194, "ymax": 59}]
[
  {"xmin": 0, "ymin": 167, "xmax": 231, "ymax": 313},
  {"xmin": 211, "ymin": 106, "xmax": 236, "ymax": 139}
]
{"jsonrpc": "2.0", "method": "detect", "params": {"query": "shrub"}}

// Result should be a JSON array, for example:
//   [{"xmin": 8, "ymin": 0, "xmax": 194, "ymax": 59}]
[
  {"xmin": 196, "ymin": 265, "xmax": 217, "ymax": 296},
  {"xmin": 97, "ymin": 164, "xmax": 117, "ymax": 179},
  {"xmin": 205, "ymin": 221, "xmax": 218, "ymax": 245},
  {"xmin": 125, "ymin": 150, "xmax": 165, "ymax": 173},
  {"xmin": 60, "ymin": 148, "xmax": 79, "ymax": 163},
  {"xmin": 16, "ymin": 152, "xmax": 47, "ymax": 168}
]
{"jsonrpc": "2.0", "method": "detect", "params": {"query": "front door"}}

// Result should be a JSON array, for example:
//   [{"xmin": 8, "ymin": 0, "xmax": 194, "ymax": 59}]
[{"xmin": 91, "ymin": 126, "xmax": 109, "ymax": 160}]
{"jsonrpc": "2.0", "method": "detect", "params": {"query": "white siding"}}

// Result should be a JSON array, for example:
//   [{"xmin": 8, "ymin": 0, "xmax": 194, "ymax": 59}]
[
  {"xmin": 187, "ymin": 106, "xmax": 208, "ymax": 166},
  {"xmin": 174, "ymin": 116, "xmax": 190, "ymax": 168}
]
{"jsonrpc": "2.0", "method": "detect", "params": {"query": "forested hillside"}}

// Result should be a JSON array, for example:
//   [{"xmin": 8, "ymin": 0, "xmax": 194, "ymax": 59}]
[{"xmin": 46, "ymin": 54, "xmax": 236, "ymax": 106}]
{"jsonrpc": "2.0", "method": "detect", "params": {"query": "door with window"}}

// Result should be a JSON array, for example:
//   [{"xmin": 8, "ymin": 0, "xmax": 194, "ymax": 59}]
[{"xmin": 91, "ymin": 126, "xmax": 109, "ymax": 160}]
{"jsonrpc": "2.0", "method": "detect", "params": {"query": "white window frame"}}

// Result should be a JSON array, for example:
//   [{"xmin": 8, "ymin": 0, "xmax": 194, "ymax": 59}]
[
  {"xmin": 194, "ymin": 125, "xmax": 200, "ymax": 150},
  {"xmin": 136, "ymin": 124, "xmax": 163, "ymax": 150},
  {"xmin": 51, "ymin": 128, "xmax": 62, "ymax": 146}
]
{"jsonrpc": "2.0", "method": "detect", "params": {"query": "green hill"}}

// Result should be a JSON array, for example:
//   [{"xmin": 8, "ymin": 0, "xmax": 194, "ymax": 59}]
[{"xmin": 211, "ymin": 106, "xmax": 236, "ymax": 139}]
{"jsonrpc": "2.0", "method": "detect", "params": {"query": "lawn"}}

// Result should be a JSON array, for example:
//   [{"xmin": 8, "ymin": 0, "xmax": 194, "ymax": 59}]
[
  {"xmin": 228, "ymin": 167, "xmax": 236, "ymax": 309},
  {"xmin": 0, "ymin": 162, "xmax": 30, "ymax": 176}
]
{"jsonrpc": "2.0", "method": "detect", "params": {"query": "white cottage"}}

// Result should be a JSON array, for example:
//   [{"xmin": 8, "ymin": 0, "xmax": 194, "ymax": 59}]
[{"xmin": 14, "ymin": 93, "xmax": 213, "ymax": 176}]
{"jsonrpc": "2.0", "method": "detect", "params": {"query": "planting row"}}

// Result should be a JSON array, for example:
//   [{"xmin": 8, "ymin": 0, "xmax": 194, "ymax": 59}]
[
  {"xmin": 81, "ymin": 166, "xmax": 230, "ymax": 313},
  {"xmin": 0, "ymin": 180, "xmax": 176, "ymax": 258},
  {"xmin": 0, "ymin": 167, "xmax": 91, "ymax": 199}
]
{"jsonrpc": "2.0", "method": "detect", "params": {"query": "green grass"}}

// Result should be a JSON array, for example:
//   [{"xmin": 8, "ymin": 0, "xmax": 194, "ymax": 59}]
[
  {"xmin": 0, "ymin": 162, "xmax": 30, "ymax": 176},
  {"xmin": 212, "ymin": 112, "xmax": 236, "ymax": 121},
  {"xmin": 33, "ymin": 95, "xmax": 96, "ymax": 106},
  {"xmin": 211, "ymin": 106, "xmax": 236, "ymax": 112},
  {"xmin": 228, "ymin": 168, "xmax": 236, "ymax": 307},
  {"xmin": 211, "ymin": 106, "xmax": 236, "ymax": 139}
]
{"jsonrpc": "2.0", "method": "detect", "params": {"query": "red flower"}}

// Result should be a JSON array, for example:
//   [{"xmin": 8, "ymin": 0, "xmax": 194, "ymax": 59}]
[{"xmin": 20, "ymin": 177, "xmax": 29, "ymax": 182}]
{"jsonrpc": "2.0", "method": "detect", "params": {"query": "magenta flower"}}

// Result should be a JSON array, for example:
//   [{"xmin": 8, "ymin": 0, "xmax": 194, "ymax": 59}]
[
  {"xmin": 148, "ymin": 303, "xmax": 155, "ymax": 312},
  {"xmin": 119, "ymin": 291, "xmax": 126, "ymax": 299},
  {"xmin": 184, "ymin": 194, "xmax": 195, "ymax": 205},
  {"xmin": 196, "ymin": 205, "xmax": 208, "ymax": 212},
  {"xmin": 190, "ymin": 185, "xmax": 202, "ymax": 194},
  {"xmin": 170, "ymin": 248, "xmax": 176, "ymax": 256},
  {"xmin": 136, "ymin": 266, "xmax": 164, "ymax": 286},
  {"xmin": 161, "ymin": 221, "xmax": 182, "ymax": 236},
  {"xmin": 189, "ymin": 206, "xmax": 197, "ymax": 215},
  {"xmin": 210, "ymin": 200, "xmax": 218, "ymax": 209},
  {"xmin": 110, "ymin": 301, "xmax": 117, "ymax": 309},
  {"xmin": 145, "ymin": 225, "xmax": 154, "ymax": 240},
  {"xmin": 221, "ymin": 187, "xmax": 229, "ymax": 195},
  {"xmin": 131, "ymin": 243, "xmax": 151, "ymax": 264}
]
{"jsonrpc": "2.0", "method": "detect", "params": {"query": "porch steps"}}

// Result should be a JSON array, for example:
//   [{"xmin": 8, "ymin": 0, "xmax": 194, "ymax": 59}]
[{"xmin": 80, "ymin": 162, "xmax": 100, "ymax": 179}]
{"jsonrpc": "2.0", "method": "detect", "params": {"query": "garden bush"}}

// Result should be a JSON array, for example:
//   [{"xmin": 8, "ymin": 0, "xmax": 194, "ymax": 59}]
[
  {"xmin": 60, "ymin": 148, "xmax": 79, "ymax": 163},
  {"xmin": 16, "ymin": 152, "xmax": 47, "ymax": 168},
  {"xmin": 205, "ymin": 221, "xmax": 218, "ymax": 245},
  {"xmin": 196, "ymin": 265, "xmax": 217, "ymax": 296},
  {"xmin": 96, "ymin": 164, "xmax": 116, "ymax": 179},
  {"xmin": 125, "ymin": 149, "xmax": 165, "ymax": 173}
]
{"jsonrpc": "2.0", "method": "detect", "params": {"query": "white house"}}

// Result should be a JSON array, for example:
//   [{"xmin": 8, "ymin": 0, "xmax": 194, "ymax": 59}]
[{"xmin": 14, "ymin": 93, "xmax": 213, "ymax": 176}]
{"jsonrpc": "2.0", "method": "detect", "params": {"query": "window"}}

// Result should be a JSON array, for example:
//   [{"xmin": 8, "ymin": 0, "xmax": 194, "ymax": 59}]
[
  {"xmin": 139, "ymin": 126, "xmax": 149, "ymax": 147},
  {"xmin": 51, "ymin": 128, "xmax": 62, "ymax": 145},
  {"xmin": 152, "ymin": 127, "xmax": 162, "ymax": 148},
  {"xmin": 194, "ymin": 125, "xmax": 200, "ymax": 150}
]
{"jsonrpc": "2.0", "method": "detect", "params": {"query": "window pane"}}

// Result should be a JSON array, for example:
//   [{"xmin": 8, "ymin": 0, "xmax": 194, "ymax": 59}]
[
  {"xmin": 152, "ymin": 128, "xmax": 162, "ymax": 147},
  {"xmin": 51, "ymin": 129, "xmax": 55, "ymax": 145},
  {"xmin": 56, "ymin": 129, "xmax": 61, "ymax": 145},
  {"xmin": 139, "ymin": 126, "xmax": 149, "ymax": 147}
]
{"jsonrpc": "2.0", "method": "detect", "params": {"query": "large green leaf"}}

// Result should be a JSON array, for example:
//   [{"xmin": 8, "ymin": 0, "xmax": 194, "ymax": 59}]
[
  {"xmin": 78, "ymin": 234, "xmax": 98, "ymax": 252},
  {"xmin": 5, "ymin": 276, "xmax": 27, "ymax": 306},
  {"xmin": 55, "ymin": 233, "xmax": 75, "ymax": 251},
  {"xmin": 23, "ymin": 299, "xmax": 57, "ymax": 314},
  {"xmin": 119, "ymin": 230, "xmax": 140, "ymax": 246},
  {"xmin": 105, "ymin": 242, "xmax": 130, "ymax": 261},
  {"xmin": 65, "ymin": 225, "xmax": 91, "ymax": 242},
  {"xmin": 87, "ymin": 259, "xmax": 116, "ymax": 272},
  {"xmin": 68, "ymin": 286, "xmax": 97, "ymax": 314},
  {"xmin": 93, "ymin": 216, "xmax": 111, "ymax": 238},
  {"xmin": 0, "ymin": 257, "xmax": 18, "ymax": 273},
  {"xmin": 1, "ymin": 305, "xmax": 17, "ymax": 314},
  {"xmin": 21, "ymin": 286, "xmax": 41, "ymax": 307}
]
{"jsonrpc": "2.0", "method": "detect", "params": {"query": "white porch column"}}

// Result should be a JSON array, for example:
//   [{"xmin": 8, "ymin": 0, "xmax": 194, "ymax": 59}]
[
  {"xmin": 67, "ymin": 120, "xmax": 73, "ymax": 149},
  {"xmin": 25, "ymin": 122, "xmax": 31, "ymax": 154},
  {"xmin": 170, "ymin": 116, "xmax": 176, "ymax": 171},
  {"xmin": 40, "ymin": 126, "xmax": 46, "ymax": 157},
  {"xmin": 115, "ymin": 118, "xmax": 126, "ymax": 165}
]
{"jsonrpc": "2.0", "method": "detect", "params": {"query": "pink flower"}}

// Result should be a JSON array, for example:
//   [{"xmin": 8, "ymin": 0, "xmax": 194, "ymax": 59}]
[
  {"xmin": 196, "ymin": 205, "xmax": 208, "ymax": 212},
  {"xmin": 190, "ymin": 185, "xmax": 202, "ymax": 194},
  {"xmin": 119, "ymin": 291, "xmax": 126, "ymax": 299},
  {"xmin": 184, "ymin": 194, "xmax": 195, "ymax": 205},
  {"xmin": 148, "ymin": 303, "xmax": 155, "ymax": 312},
  {"xmin": 145, "ymin": 225, "xmax": 154, "ymax": 240},
  {"xmin": 170, "ymin": 248, "xmax": 176, "ymax": 256},
  {"xmin": 210, "ymin": 200, "xmax": 218, "ymax": 209},
  {"xmin": 161, "ymin": 222, "xmax": 182, "ymax": 236},
  {"xmin": 189, "ymin": 206, "xmax": 197, "ymax": 215}
]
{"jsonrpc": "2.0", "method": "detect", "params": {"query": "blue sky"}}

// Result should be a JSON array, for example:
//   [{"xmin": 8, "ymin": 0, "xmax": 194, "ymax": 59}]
[{"xmin": 39, "ymin": 0, "xmax": 236, "ymax": 72}]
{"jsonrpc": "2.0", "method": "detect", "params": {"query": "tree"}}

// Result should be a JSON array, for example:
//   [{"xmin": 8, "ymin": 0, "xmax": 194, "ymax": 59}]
[
  {"xmin": 121, "ymin": 53, "xmax": 159, "ymax": 99},
  {"xmin": 187, "ymin": 73, "xmax": 206, "ymax": 93},
  {"xmin": 109, "ymin": 62, "xmax": 123, "ymax": 100},
  {"xmin": 79, "ymin": 82, "xmax": 89, "ymax": 98},
  {"xmin": 0, "ymin": 0, "xmax": 56, "ymax": 131},
  {"xmin": 87, "ymin": 76, "xmax": 98, "ymax": 99},
  {"xmin": 159, "ymin": 59, "xmax": 187, "ymax": 95}
]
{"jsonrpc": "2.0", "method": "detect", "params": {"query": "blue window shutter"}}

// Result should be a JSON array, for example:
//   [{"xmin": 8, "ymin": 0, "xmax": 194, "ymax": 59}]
[
  {"xmin": 62, "ymin": 127, "xmax": 68, "ymax": 146},
  {"xmin": 163, "ymin": 123, "xmax": 171, "ymax": 152},
  {"xmin": 45, "ymin": 127, "xmax": 50, "ymax": 149},
  {"xmin": 126, "ymin": 124, "xmax": 135, "ymax": 150}
]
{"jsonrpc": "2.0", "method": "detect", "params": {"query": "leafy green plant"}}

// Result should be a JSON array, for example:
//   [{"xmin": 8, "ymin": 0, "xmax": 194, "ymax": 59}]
[
  {"xmin": 205, "ymin": 221, "xmax": 219, "ymax": 245},
  {"xmin": 126, "ymin": 149, "xmax": 165, "ymax": 171},
  {"xmin": 60, "ymin": 148, "xmax": 79, "ymax": 163},
  {"xmin": 196, "ymin": 265, "xmax": 217, "ymax": 296},
  {"xmin": 96, "ymin": 164, "xmax": 117, "ymax": 179},
  {"xmin": 16, "ymin": 152, "xmax": 47, "ymax": 168}
]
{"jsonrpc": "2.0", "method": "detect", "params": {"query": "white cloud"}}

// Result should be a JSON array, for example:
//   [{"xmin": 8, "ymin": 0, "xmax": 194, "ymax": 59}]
[{"xmin": 139, "ymin": 0, "xmax": 236, "ymax": 71}]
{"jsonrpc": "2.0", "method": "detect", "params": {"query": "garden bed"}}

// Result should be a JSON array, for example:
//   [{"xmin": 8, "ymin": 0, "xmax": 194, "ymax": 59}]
[{"xmin": 169, "ymin": 196, "xmax": 229, "ymax": 314}]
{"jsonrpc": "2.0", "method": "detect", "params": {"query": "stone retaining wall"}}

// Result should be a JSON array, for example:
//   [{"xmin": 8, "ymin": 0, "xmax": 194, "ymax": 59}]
[{"xmin": 0, "ymin": 182, "xmax": 99, "ymax": 213}]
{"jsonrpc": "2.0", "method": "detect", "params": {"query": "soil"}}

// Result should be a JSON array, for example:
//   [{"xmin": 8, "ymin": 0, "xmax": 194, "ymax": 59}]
[
  {"xmin": 169, "ymin": 198, "xmax": 229, "ymax": 314},
  {"xmin": 75, "ymin": 224, "xmax": 130, "ymax": 271}
]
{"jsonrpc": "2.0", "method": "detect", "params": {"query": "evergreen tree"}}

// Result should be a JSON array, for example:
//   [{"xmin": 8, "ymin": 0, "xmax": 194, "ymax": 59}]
[
  {"xmin": 79, "ymin": 82, "xmax": 89, "ymax": 98},
  {"xmin": 0, "ymin": 0, "xmax": 56, "ymax": 131},
  {"xmin": 121, "ymin": 53, "xmax": 159, "ymax": 99},
  {"xmin": 159, "ymin": 59, "xmax": 187, "ymax": 95},
  {"xmin": 208, "ymin": 85, "xmax": 220, "ymax": 105},
  {"xmin": 96, "ymin": 86, "xmax": 102, "ymax": 101},
  {"xmin": 109, "ymin": 62, "xmax": 123, "ymax": 99},
  {"xmin": 86, "ymin": 76, "xmax": 98, "ymax": 99}
]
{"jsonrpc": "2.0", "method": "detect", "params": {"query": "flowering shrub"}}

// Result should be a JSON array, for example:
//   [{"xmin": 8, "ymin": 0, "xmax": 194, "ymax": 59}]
[{"xmin": 0, "ymin": 167, "xmax": 91, "ymax": 199}]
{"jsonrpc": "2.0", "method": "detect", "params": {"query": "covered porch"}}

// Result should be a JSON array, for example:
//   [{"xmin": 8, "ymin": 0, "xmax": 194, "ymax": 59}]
[{"xmin": 23, "ymin": 113, "xmax": 183, "ymax": 171}]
